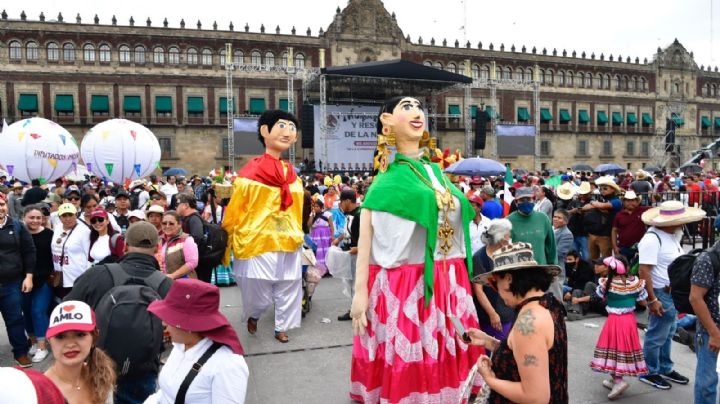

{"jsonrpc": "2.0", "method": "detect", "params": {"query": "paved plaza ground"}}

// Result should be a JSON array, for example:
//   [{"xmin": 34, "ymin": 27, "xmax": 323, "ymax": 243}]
[{"xmin": 0, "ymin": 277, "xmax": 698, "ymax": 403}]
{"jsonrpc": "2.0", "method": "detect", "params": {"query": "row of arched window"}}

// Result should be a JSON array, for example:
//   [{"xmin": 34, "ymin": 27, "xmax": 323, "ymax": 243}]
[
  {"xmin": 702, "ymin": 83, "xmax": 720, "ymax": 97},
  {"xmin": 423, "ymin": 60, "xmax": 649, "ymax": 92},
  {"xmin": 6, "ymin": 40, "xmax": 307, "ymax": 68}
]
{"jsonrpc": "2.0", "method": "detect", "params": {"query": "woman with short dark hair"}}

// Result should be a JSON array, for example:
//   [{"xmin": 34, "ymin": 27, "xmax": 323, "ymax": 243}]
[{"xmin": 470, "ymin": 242, "xmax": 568, "ymax": 403}]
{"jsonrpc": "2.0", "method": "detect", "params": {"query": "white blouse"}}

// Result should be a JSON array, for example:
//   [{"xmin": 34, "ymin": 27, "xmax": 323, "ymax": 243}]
[
  {"xmin": 144, "ymin": 338, "xmax": 249, "ymax": 404},
  {"xmin": 369, "ymin": 164, "xmax": 466, "ymax": 268}
]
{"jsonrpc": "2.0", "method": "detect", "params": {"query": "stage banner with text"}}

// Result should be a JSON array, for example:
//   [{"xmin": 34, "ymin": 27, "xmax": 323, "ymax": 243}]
[{"xmin": 313, "ymin": 105, "xmax": 381, "ymax": 172}]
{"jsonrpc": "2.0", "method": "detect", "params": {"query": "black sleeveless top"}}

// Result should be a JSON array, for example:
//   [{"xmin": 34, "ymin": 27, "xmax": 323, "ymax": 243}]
[{"xmin": 488, "ymin": 293, "xmax": 568, "ymax": 404}]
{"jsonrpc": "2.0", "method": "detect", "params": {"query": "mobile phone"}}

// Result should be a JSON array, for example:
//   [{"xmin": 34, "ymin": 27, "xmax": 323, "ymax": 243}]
[{"xmin": 450, "ymin": 316, "xmax": 471, "ymax": 343}]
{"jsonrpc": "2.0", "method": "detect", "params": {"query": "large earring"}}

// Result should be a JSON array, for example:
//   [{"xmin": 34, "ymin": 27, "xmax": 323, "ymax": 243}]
[
  {"xmin": 374, "ymin": 133, "xmax": 392, "ymax": 173},
  {"xmin": 382, "ymin": 126, "xmax": 396, "ymax": 146}
]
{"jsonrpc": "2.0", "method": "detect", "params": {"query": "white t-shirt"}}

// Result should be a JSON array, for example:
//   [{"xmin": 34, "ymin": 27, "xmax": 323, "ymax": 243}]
[
  {"xmin": 51, "ymin": 222, "xmax": 92, "ymax": 287},
  {"xmin": 637, "ymin": 226, "xmax": 683, "ymax": 288},
  {"xmin": 143, "ymin": 337, "xmax": 248, "ymax": 404},
  {"xmin": 469, "ymin": 215, "xmax": 491, "ymax": 255},
  {"xmin": 89, "ymin": 234, "xmax": 111, "ymax": 263},
  {"xmin": 161, "ymin": 183, "xmax": 178, "ymax": 203}
]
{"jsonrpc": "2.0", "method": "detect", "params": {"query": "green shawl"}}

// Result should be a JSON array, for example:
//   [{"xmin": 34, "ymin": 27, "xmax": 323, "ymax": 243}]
[{"xmin": 363, "ymin": 153, "xmax": 474, "ymax": 305}]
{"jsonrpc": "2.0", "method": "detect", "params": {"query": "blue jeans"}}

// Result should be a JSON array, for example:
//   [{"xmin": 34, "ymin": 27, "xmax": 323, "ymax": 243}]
[
  {"xmin": 0, "ymin": 281, "xmax": 29, "ymax": 359},
  {"xmin": 115, "ymin": 374, "xmax": 158, "ymax": 404},
  {"xmin": 643, "ymin": 288, "xmax": 677, "ymax": 375},
  {"xmin": 695, "ymin": 329, "xmax": 719, "ymax": 404},
  {"xmin": 573, "ymin": 236, "xmax": 589, "ymax": 262},
  {"xmin": 21, "ymin": 282, "xmax": 52, "ymax": 341},
  {"xmin": 678, "ymin": 314, "xmax": 697, "ymax": 330}
]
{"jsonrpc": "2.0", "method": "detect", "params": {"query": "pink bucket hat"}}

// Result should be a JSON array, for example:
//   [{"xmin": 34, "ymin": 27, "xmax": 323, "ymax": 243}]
[{"xmin": 147, "ymin": 279, "xmax": 244, "ymax": 354}]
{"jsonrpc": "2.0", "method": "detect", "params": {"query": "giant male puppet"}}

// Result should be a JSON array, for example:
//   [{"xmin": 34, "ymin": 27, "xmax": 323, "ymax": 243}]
[{"xmin": 223, "ymin": 110, "xmax": 304, "ymax": 343}]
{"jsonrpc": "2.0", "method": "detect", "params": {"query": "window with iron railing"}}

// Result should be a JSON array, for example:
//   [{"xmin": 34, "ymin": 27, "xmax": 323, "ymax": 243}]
[
  {"xmin": 577, "ymin": 140, "xmax": 588, "ymax": 156},
  {"xmin": 540, "ymin": 140, "xmax": 551, "ymax": 156},
  {"xmin": 159, "ymin": 138, "xmax": 173, "ymax": 159},
  {"xmin": 602, "ymin": 141, "xmax": 613, "ymax": 156}
]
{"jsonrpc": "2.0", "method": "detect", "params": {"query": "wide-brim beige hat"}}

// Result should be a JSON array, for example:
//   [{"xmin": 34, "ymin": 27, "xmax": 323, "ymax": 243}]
[
  {"xmin": 635, "ymin": 170, "xmax": 649, "ymax": 180},
  {"xmin": 556, "ymin": 183, "xmax": 576, "ymax": 200},
  {"xmin": 641, "ymin": 201, "xmax": 706, "ymax": 227},
  {"xmin": 595, "ymin": 175, "xmax": 621, "ymax": 193},
  {"xmin": 622, "ymin": 190, "xmax": 639, "ymax": 200},
  {"xmin": 577, "ymin": 181, "xmax": 592, "ymax": 195},
  {"xmin": 472, "ymin": 242, "xmax": 561, "ymax": 285}
]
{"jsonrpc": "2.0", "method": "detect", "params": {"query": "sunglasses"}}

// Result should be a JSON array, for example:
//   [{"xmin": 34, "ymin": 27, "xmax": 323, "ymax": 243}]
[
  {"xmin": 66, "ymin": 196, "xmax": 80, "ymax": 201},
  {"xmin": 56, "ymin": 231, "xmax": 69, "ymax": 244},
  {"xmin": 161, "ymin": 221, "xmax": 177, "ymax": 226},
  {"xmin": 151, "ymin": 196, "xmax": 163, "ymax": 201},
  {"xmin": 90, "ymin": 217, "xmax": 105, "ymax": 225}
]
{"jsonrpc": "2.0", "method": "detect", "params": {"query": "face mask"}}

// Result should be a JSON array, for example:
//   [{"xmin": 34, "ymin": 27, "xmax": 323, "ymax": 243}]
[
  {"xmin": 565, "ymin": 262, "xmax": 576, "ymax": 271},
  {"xmin": 517, "ymin": 202, "xmax": 534, "ymax": 215}
]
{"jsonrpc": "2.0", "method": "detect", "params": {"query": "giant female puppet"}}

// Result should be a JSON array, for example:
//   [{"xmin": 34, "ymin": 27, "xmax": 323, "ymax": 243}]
[
  {"xmin": 222, "ymin": 110, "xmax": 303, "ymax": 343},
  {"xmin": 350, "ymin": 96, "xmax": 484, "ymax": 403}
]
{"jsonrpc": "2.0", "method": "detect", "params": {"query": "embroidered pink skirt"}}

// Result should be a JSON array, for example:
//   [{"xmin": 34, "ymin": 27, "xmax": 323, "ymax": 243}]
[
  {"xmin": 590, "ymin": 312, "xmax": 648, "ymax": 377},
  {"xmin": 350, "ymin": 258, "xmax": 484, "ymax": 403}
]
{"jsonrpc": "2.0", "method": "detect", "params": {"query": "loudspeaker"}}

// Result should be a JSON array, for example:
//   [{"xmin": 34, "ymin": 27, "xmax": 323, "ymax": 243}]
[
  {"xmin": 474, "ymin": 110, "xmax": 488, "ymax": 150},
  {"xmin": 301, "ymin": 104, "xmax": 314, "ymax": 148},
  {"xmin": 665, "ymin": 118, "xmax": 676, "ymax": 153}
]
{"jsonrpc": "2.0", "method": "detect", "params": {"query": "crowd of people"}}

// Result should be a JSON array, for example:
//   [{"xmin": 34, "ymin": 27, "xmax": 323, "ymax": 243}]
[{"xmin": 0, "ymin": 101, "xmax": 718, "ymax": 403}]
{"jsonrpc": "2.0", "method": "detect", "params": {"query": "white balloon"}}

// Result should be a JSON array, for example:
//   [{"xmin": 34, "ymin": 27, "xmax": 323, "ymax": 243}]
[
  {"xmin": 0, "ymin": 117, "xmax": 80, "ymax": 183},
  {"xmin": 81, "ymin": 119, "xmax": 161, "ymax": 184}
]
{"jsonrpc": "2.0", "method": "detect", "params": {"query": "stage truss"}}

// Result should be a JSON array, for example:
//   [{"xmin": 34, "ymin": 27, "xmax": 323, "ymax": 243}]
[
  {"xmin": 471, "ymin": 76, "xmax": 541, "ymax": 170},
  {"xmin": 223, "ymin": 46, "xmax": 320, "ymax": 170},
  {"xmin": 307, "ymin": 73, "xmax": 469, "ymax": 166}
]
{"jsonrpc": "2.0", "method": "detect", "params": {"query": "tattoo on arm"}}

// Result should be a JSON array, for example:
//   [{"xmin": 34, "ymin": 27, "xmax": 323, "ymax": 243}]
[
  {"xmin": 515, "ymin": 309, "xmax": 536, "ymax": 336},
  {"xmin": 523, "ymin": 354, "xmax": 538, "ymax": 367}
]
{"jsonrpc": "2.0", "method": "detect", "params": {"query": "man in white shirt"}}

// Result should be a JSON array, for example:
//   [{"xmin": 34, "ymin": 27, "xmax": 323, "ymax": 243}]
[
  {"xmin": 51, "ymin": 203, "xmax": 91, "ymax": 298},
  {"xmin": 468, "ymin": 195, "xmax": 491, "ymax": 255},
  {"xmin": 637, "ymin": 201, "xmax": 705, "ymax": 390},
  {"xmin": 160, "ymin": 175, "xmax": 178, "ymax": 204}
]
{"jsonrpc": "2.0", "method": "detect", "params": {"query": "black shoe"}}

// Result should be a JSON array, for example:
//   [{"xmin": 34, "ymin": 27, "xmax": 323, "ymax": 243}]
[
  {"xmin": 674, "ymin": 327, "xmax": 693, "ymax": 346},
  {"xmin": 639, "ymin": 374, "xmax": 672, "ymax": 390},
  {"xmin": 661, "ymin": 370, "xmax": 689, "ymax": 385},
  {"xmin": 338, "ymin": 311, "xmax": 352, "ymax": 321}
]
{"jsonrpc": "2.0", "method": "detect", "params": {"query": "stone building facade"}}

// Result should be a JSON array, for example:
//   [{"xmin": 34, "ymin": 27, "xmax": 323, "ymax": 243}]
[{"xmin": 1, "ymin": 0, "xmax": 720, "ymax": 174}]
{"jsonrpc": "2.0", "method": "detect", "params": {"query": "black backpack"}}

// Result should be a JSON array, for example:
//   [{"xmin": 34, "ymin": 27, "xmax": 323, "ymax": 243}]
[
  {"xmin": 129, "ymin": 190, "xmax": 141, "ymax": 211},
  {"xmin": 94, "ymin": 264, "xmax": 166, "ymax": 378},
  {"xmin": 192, "ymin": 213, "xmax": 228, "ymax": 268},
  {"xmin": 668, "ymin": 248, "xmax": 720, "ymax": 314}
]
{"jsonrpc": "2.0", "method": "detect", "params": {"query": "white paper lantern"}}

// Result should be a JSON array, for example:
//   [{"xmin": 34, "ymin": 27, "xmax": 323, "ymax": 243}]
[
  {"xmin": 0, "ymin": 117, "xmax": 80, "ymax": 183},
  {"xmin": 81, "ymin": 119, "xmax": 161, "ymax": 184}
]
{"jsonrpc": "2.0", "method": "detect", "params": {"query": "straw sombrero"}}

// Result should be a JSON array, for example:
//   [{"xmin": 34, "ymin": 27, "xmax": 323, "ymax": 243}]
[
  {"xmin": 472, "ymin": 242, "xmax": 561, "ymax": 284},
  {"xmin": 635, "ymin": 170, "xmax": 649, "ymax": 180},
  {"xmin": 556, "ymin": 182, "xmax": 576, "ymax": 200},
  {"xmin": 577, "ymin": 181, "xmax": 592, "ymax": 195},
  {"xmin": 641, "ymin": 201, "xmax": 706, "ymax": 227},
  {"xmin": 595, "ymin": 175, "xmax": 621, "ymax": 193},
  {"xmin": 621, "ymin": 190, "xmax": 639, "ymax": 200}
]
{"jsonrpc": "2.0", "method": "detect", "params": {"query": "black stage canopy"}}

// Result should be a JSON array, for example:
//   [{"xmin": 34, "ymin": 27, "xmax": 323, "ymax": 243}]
[
  {"xmin": 321, "ymin": 59, "xmax": 473, "ymax": 84},
  {"xmin": 310, "ymin": 59, "xmax": 470, "ymax": 106}
]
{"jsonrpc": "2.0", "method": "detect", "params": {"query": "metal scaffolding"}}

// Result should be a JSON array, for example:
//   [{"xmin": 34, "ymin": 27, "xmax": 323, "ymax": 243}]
[
  {"xmin": 471, "ymin": 65, "xmax": 541, "ymax": 169},
  {"xmin": 224, "ymin": 43, "xmax": 235, "ymax": 172},
  {"xmin": 223, "ymin": 47, "xmax": 320, "ymax": 168},
  {"xmin": 651, "ymin": 101, "xmax": 688, "ymax": 169}
]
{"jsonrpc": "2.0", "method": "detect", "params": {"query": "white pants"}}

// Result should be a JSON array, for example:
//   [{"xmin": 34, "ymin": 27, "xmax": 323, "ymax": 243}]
[{"xmin": 234, "ymin": 249, "xmax": 302, "ymax": 332}]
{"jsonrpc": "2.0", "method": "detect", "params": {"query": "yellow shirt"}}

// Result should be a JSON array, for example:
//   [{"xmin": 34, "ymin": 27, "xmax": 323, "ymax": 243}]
[{"xmin": 222, "ymin": 176, "xmax": 304, "ymax": 261}]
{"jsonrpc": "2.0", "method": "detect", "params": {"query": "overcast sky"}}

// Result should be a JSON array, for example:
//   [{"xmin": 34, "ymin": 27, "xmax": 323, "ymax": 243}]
[{"xmin": 5, "ymin": 0, "xmax": 720, "ymax": 67}]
